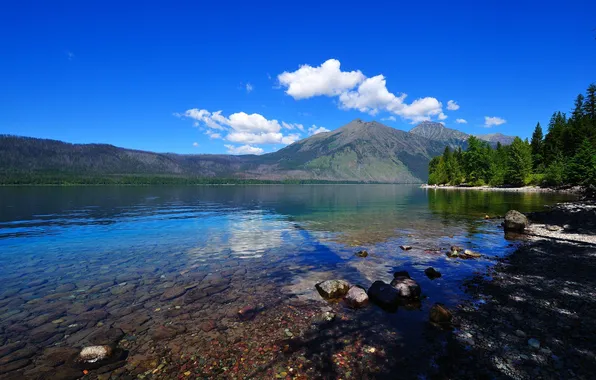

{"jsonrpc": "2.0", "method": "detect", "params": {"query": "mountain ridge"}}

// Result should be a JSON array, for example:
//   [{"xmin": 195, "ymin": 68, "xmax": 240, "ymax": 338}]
[{"xmin": 0, "ymin": 120, "xmax": 515, "ymax": 184}]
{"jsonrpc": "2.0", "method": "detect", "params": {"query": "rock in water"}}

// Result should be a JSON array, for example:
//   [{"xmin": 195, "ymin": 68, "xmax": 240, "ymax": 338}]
[
  {"xmin": 504, "ymin": 210, "xmax": 528, "ymax": 233},
  {"xmin": 355, "ymin": 250, "xmax": 368, "ymax": 258},
  {"xmin": 344, "ymin": 286, "xmax": 369, "ymax": 308},
  {"xmin": 424, "ymin": 267, "xmax": 442, "ymax": 279},
  {"xmin": 463, "ymin": 249, "xmax": 481, "ymax": 258},
  {"xmin": 429, "ymin": 303, "xmax": 452, "ymax": 325},
  {"xmin": 399, "ymin": 245, "xmax": 412, "ymax": 251},
  {"xmin": 393, "ymin": 270, "xmax": 411, "ymax": 279},
  {"xmin": 390, "ymin": 277, "xmax": 421, "ymax": 299},
  {"xmin": 367, "ymin": 281, "xmax": 400, "ymax": 311},
  {"xmin": 315, "ymin": 280, "xmax": 350, "ymax": 300},
  {"xmin": 78, "ymin": 345, "xmax": 112, "ymax": 364}
]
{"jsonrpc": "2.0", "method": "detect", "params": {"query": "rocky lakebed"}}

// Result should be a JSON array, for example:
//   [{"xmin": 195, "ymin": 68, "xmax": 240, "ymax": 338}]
[{"xmin": 1, "ymin": 196, "xmax": 595, "ymax": 379}]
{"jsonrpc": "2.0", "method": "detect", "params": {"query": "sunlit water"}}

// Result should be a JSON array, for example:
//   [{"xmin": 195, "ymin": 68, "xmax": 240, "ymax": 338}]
[{"xmin": 0, "ymin": 185, "xmax": 575, "ymax": 377}]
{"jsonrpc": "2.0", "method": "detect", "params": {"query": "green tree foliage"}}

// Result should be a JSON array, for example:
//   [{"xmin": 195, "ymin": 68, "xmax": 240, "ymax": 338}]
[
  {"xmin": 530, "ymin": 122, "xmax": 544, "ymax": 171},
  {"xmin": 505, "ymin": 137, "xmax": 533, "ymax": 186},
  {"xmin": 429, "ymin": 83, "xmax": 596, "ymax": 188}
]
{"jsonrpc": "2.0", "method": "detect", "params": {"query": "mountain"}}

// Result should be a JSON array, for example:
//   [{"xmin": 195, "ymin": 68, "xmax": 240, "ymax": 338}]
[
  {"xmin": 409, "ymin": 121, "xmax": 469, "ymax": 150},
  {"xmin": 409, "ymin": 121, "xmax": 469, "ymax": 142},
  {"xmin": 475, "ymin": 133, "xmax": 516, "ymax": 145},
  {"xmin": 0, "ymin": 120, "xmax": 515, "ymax": 184}
]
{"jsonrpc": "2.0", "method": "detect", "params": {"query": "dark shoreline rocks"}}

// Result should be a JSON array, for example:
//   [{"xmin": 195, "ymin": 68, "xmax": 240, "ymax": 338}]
[
  {"xmin": 431, "ymin": 201, "xmax": 596, "ymax": 379},
  {"xmin": 503, "ymin": 209, "xmax": 528, "ymax": 233}
]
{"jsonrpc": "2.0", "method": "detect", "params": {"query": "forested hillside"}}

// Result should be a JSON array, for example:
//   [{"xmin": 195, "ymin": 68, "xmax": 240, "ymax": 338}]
[{"xmin": 428, "ymin": 84, "xmax": 596, "ymax": 187}]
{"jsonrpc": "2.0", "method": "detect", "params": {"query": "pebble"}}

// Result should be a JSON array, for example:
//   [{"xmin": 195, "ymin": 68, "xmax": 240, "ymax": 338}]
[{"xmin": 528, "ymin": 338, "xmax": 540, "ymax": 349}]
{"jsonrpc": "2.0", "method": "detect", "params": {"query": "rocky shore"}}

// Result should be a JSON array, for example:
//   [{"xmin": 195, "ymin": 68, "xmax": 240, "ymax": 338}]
[
  {"xmin": 431, "ymin": 200, "xmax": 596, "ymax": 379},
  {"xmin": 420, "ymin": 184, "xmax": 583, "ymax": 194}
]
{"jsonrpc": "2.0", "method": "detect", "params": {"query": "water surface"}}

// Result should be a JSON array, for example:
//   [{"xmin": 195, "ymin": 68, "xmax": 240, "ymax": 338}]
[{"xmin": 0, "ymin": 185, "xmax": 574, "ymax": 378}]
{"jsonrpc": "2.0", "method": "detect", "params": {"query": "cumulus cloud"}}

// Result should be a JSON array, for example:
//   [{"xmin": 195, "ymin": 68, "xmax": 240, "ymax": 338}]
[
  {"xmin": 246, "ymin": 83, "xmax": 253, "ymax": 93},
  {"xmin": 192, "ymin": 142, "xmax": 199, "ymax": 147},
  {"xmin": 381, "ymin": 116, "xmax": 396, "ymax": 121},
  {"xmin": 484, "ymin": 116, "xmax": 506, "ymax": 127},
  {"xmin": 278, "ymin": 59, "xmax": 448, "ymax": 123},
  {"xmin": 455, "ymin": 118, "xmax": 468, "ymax": 124},
  {"xmin": 224, "ymin": 144, "xmax": 264, "ymax": 155},
  {"xmin": 177, "ymin": 108, "xmax": 304, "ymax": 148},
  {"xmin": 438, "ymin": 112, "xmax": 448, "ymax": 121},
  {"xmin": 447, "ymin": 100, "xmax": 460, "ymax": 111},
  {"xmin": 308, "ymin": 125, "xmax": 330, "ymax": 135},
  {"xmin": 278, "ymin": 59, "xmax": 365, "ymax": 100}
]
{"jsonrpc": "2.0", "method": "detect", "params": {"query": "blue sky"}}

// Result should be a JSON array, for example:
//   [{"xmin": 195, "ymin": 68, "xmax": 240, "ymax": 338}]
[{"xmin": 1, "ymin": 1, "xmax": 595, "ymax": 155}]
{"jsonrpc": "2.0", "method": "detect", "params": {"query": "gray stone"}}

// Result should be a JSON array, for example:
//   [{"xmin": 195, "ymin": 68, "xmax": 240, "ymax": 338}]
[
  {"xmin": 344, "ymin": 286, "xmax": 369, "ymax": 309},
  {"xmin": 315, "ymin": 280, "xmax": 349, "ymax": 300},
  {"xmin": 504, "ymin": 210, "xmax": 528, "ymax": 233}
]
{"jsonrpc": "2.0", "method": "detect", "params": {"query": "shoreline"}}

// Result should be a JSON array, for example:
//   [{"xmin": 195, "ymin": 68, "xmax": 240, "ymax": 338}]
[
  {"xmin": 433, "ymin": 200, "xmax": 596, "ymax": 378},
  {"xmin": 420, "ymin": 184, "xmax": 582, "ymax": 194}
]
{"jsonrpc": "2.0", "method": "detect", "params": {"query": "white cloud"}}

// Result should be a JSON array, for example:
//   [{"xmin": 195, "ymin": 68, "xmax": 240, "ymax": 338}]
[
  {"xmin": 246, "ymin": 83, "xmax": 253, "ymax": 93},
  {"xmin": 447, "ymin": 100, "xmax": 460, "ymax": 111},
  {"xmin": 308, "ymin": 125, "xmax": 330, "ymax": 135},
  {"xmin": 438, "ymin": 112, "xmax": 448, "ymax": 121},
  {"xmin": 282, "ymin": 122, "xmax": 305, "ymax": 131},
  {"xmin": 484, "ymin": 116, "xmax": 506, "ymax": 128},
  {"xmin": 339, "ymin": 75, "xmax": 405, "ymax": 115},
  {"xmin": 455, "ymin": 118, "xmax": 468, "ymax": 124},
  {"xmin": 192, "ymin": 142, "xmax": 199, "ymax": 147},
  {"xmin": 224, "ymin": 144, "xmax": 264, "ymax": 155},
  {"xmin": 178, "ymin": 108, "xmax": 304, "ymax": 148},
  {"xmin": 205, "ymin": 130, "xmax": 222, "ymax": 139},
  {"xmin": 278, "ymin": 59, "xmax": 449, "ymax": 123},
  {"xmin": 278, "ymin": 59, "xmax": 365, "ymax": 100},
  {"xmin": 66, "ymin": 51, "xmax": 75, "ymax": 60},
  {"xmin": 381, "ymin": 116, "xmax": 396, "ymax": 121}
]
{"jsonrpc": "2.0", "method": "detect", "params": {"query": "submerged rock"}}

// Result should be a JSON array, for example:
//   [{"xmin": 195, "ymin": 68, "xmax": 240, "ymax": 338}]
[
  {"xmin": 344, "ymin": 286, "xmax": 369, "ymax": 309},
  {"xmin": 315, "ymin": 280, "xmax": 350, "ymax": 300},
  {"xmin": 367, "ymin": 281, "xmax": 400, "ymax": 311},
  {"xmin": 504, "ymin": 210, "xmax": 528, "ymax": 233},
  {"xmin": 424, "ymin": 267, "xmax": 442, "ymax": 279},
  {"xmin": 160, "ymin": 286, "xmax": 187, "ymax": 301},
  {"xmin": 390, "ymin": 277, "xmax": 421, "ymax": 299},
  {"xmin": 77, "ymin": 345, "xmax": 112, "ymax": 364},
  {"xmin": 429, "ymin": 303, "xmax": 452, "ymax": 325},
  {"xmin": 355, "ymin": 250, "xmax": 368, "ymax": 258}
]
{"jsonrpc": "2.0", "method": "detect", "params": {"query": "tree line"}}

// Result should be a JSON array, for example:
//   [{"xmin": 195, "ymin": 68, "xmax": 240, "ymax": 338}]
[{"xmin": 428, "ymin": 84, "xmax": 596, "ymax": 187}]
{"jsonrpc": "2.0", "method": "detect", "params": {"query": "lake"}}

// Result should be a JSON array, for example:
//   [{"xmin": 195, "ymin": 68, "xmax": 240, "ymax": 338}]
[{"xmin": 0, "ymin": 185, "xmax": 574, "ymax": 379}]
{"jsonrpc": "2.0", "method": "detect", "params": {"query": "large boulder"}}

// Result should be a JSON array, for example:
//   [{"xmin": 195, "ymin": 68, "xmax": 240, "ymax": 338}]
[
  {"xmin": 504, "ymin": 210, "xmax": 528, "ymax": 233},
  {"xmin": 367, "ymin": 281, "xmax": 400, "ymax": 311},
  {"xmin": 390, "ymin": 276, "xmax": 421, "ymax": 299},
  {"xmin": 344, "ymin": 286, "xmax": 369, "ymax": 309},
  {"xmin": 315, "ymin": 280, "xmax": 350, "ymax": 300}
]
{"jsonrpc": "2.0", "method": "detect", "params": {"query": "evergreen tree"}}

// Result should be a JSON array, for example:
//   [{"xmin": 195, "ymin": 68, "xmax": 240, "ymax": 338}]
[
  {"xmin": 583, "ymin": 84, "xmax": 596, "ymax": 121},
  {"xmin": 505, "ymin": 137, "xmax": 533, "ymax": 186},
  {"xmin": 463, "ymin": 136, "xmax": 491, "ymax": 185},
  {"xmin": 543, "ymin": 154, "xmax": 566, "ymax": 186},
  {"xmin": 530, "ymin": 122, "xmax": 544, "ymax": 170},
  {"xmin": 567, "ymin": 139, "xmax": 596, "ymax": 186}
]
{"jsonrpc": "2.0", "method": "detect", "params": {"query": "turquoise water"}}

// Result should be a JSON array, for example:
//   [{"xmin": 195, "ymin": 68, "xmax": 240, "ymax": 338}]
[{"xmin": 0, "ymin": 185, "xmax": 574, "ymax": 378}]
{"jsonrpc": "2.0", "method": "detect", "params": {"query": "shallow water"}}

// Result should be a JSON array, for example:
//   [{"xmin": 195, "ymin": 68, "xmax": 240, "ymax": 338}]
[{"xmin": 0, "ymin": 185, "xmax": 575, "ymax": 378}]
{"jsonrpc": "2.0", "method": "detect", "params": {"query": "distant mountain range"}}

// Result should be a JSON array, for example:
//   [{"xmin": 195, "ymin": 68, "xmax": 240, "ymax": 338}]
[{"xmin": 0, "ymin": 120, "xmax": 514, "ymax": 183}]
